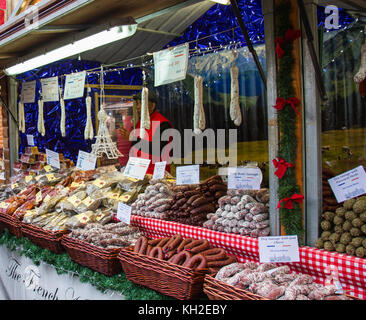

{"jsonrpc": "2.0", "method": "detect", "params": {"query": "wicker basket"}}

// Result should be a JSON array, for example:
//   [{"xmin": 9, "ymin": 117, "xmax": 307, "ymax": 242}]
[
  {"xmin": 0, "ymin": 213, "xmax": 22, "ymax": 238},
  {"xmin": 203, "ymin": 273, "xmax": 267, "ymax": 300},
  {"xmin": 118, "ymin": 247, "xmax": 208, "ymax": 300},
  {"xmin": 21, "ymin": 223, "xmax": 68, "ymax": 254},
  {"xmin": 61, "ymin": 235, "xmax": 122, "ymax": 276}
]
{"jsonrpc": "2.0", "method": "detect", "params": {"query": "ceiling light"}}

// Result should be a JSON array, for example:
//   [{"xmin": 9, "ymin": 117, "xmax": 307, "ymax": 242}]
[
  {"xmin": 209, "ymin": 0, "xmax": 231, "ymax": 5},
  {"xmin": 5, "ymin": 24, "xmax": 138, "ymax": 76}
]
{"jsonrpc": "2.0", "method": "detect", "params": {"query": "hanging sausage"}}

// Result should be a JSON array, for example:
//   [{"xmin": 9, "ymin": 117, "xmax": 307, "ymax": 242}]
[{"xmin": 193, "ymin": 75, "xmax": 206, "ymax": 134}]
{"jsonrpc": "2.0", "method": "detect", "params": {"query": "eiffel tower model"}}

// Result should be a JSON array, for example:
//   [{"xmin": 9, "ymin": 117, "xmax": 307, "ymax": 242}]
[{"xmin": 91, "ymin": 104, "xmax": 123, "ymax": 160}]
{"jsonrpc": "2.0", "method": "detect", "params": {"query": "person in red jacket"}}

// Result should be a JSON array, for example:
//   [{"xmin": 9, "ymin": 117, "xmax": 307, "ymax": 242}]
[{"xmin": 119, "ymin": 90, "xmax": 173, "ymax": 175}]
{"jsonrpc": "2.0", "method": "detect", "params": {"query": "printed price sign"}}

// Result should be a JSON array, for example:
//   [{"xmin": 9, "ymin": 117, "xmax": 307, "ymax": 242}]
[
  {"xmin": 76, "ymin": 150, "xmax": 97, "ymax": 171},
  {"xmin": 26, "ymin": 135, "xmax": 35, "ymax": 146},
  {"xmin": 258, "ymin": 236, "xmax": 300, "ymax": 263},
  {"xmin": 153, "ymin": 43, "xmax": 189, "ymax": 87},
  {"xmin": 227, "ymin": 167, "xmax": 262, "ymax": 190},
  {"xmin": 45, "ymin": 149, "xmax": 60, "ymax": 169},
  {"xmin": 117, "ymin": 202, "xmax": 132, "ymax": 224},
  {"xmin": 40, "ymin": 77, "xmax": 59, "ymax": 102},
  {"xmin": 123, "ymin": 157, "xmax": 151, "ymax": 180},
  {"xmin": 152, "ymin": 161, "xmax": 166, "ymax": 180},
  {"xmin": 63, "ymin": 71, "xmax": 86, "ymax": 100},
  {"xmin": 21, "ymin": 80, "xmax": 36, "ymax": 103},
  {"xmin": 328, "ymin": 166, "xmax": 366, "ymax": 203},
  {"xmin": 176, "ymin": 165, "xmax": 200, "ymax": 185}
]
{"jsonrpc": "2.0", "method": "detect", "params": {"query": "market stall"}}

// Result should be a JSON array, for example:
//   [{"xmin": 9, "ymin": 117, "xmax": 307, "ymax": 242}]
[{"xmin": 0, "ymin": 0, "xmax": 365, "ymax": 302}]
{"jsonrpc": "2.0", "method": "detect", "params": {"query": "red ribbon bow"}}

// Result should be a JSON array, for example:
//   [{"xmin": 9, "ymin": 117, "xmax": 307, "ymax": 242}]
[
  {"xmin": 277, "ymin": 194, "xmax": 304, "ymax": 209},
  {"xmin": 273, "ymin": 97, "xmax": 300, "ymax": 114},
  {"xmin": 275, "ymin": 29, "xmax": 301, "ymax": 59},
  {"xmin": 273, "ymin": 157, "xmax": 293, "ymax": 179}
]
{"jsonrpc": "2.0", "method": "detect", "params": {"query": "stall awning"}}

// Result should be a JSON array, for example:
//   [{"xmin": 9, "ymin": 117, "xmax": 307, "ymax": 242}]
[{"xmin": 0, "ymin": 0, "xmax": 214, "ymax": 69}]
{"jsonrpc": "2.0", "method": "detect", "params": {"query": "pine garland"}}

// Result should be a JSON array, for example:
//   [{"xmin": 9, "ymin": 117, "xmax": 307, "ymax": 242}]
[
  {"xmin": 0, "ymin": 230, "xmax": 171, "ymax": 300},
  {"xmin": 275, "ymin": 0, "xmax": 304, "ymax": 243}
]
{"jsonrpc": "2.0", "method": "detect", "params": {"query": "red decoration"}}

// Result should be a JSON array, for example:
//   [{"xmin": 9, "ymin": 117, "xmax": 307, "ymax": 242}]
[
  {"xmin": 273, "ymin": 97, "xmax": 300, "ymax": 114},
  {"xmin": 275, "ymin": 28, "xmax": 301, "ymax": 59},
  {"xmin": 277, "ymin": 194, "xmax": 304, "ymax": 209},
  {"xmin": 273, "ymin": 157, "xmax": 293, "ymax": 179}
]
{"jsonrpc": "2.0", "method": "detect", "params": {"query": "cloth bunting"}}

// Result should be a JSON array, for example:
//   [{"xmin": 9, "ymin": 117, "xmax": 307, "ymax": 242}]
[
  {"xmin": 273, "ymin": 97, "xmax": 300, "ymax": 114},
  {"xmin": 273, "ymin": 157, "xmax": 293, "ymax": 179},
  {"xmin": 277, "ymin": 193, "xmax": 304, "ymax": 210},
  {"xmin": 275, "ymin": 28, "xmax": 301, "ymax": 59}
]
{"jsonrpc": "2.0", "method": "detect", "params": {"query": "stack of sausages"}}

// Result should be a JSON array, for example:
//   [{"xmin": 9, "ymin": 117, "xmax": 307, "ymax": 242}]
[
  {"xmin": 131, "ymin": 180, "xmax": 174, "ymax": 219},
  {"xmin": 134, "ymin": 234, "xmax": 237, "ymax": 273},
  {"xmin": 322, "ymin": 168, "xmax": 340, "ymax": 212},
  {"xmin": 194, "ymin": 175, "xmax": 227, "ymax": 211},
  {"xmin": 167, "ymin": 185, "xmax": 215, "ymax": 226},
  {"xmin": 203, "ymin": 189, "xmax": 270, "ymax": 237}
]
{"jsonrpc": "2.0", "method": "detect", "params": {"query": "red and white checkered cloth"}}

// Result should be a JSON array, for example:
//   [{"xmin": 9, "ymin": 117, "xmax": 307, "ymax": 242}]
[{"xmin": 131, "ymin": 215, "xmax": 366, "ymax": 299}]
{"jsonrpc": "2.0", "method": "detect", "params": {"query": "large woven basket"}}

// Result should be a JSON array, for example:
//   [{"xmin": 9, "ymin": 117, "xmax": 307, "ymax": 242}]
[
  {"xmin": 203, "ymin": 273, "xmax": 268, "ymax": 300},
  {"xmin": 0, "ymin": 213, "xmax": 22, "ymax": 238},
  {"xmin": 118, "ymin": 247, "xmax": 207, "ymax": 300},
  {"xmin": 61, "ymin": 235, "xmax": 122, "ymax": 276},
  {"xmin": 21, "ymin": 223, "xmax": 68, "ymax": 254}
]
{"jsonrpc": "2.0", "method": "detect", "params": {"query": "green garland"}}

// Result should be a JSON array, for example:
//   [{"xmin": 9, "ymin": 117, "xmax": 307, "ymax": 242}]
[
  {"xmin": 0, "ymin": 229, "xmax": 172, "ymax": 300},
  {"xmin": 275, "ymin": 0, "xmax": 304, "ymax": 243}
]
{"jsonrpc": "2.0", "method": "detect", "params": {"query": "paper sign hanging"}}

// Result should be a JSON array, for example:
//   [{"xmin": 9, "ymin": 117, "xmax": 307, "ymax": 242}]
[
  {"xmin": 26, "ymin": 135, "xmax": 35, "ymax": 146},
  {"xmin": 258, "ymin": 235, "xmax": 300, "ymax": 263},
  {"xmin": 123, "ymin": 157, "xmax": 151, "ymax": 180},
  {"xmin": 45, "ymin": 149, "xmax": 60, "ymax": 169},
  {"xmin": 153, "ymin": 43, "xmax": 189, "ymax": 87},
  {"xmin": 76, "ymin": 150, "xmax": 97, "ymax": 171},
  {"xmin": 40, "ymin": 77, "xmax": 59, "ymax": 102},
  {"xmin": 63, "ymin": 71, "xmax": 86, "ymax": 100},
  {"xmin": 21, "ymin": 80, "xmax": 36, "ymax": 103},
  {"xmin": 227, "ymin": 167, "xmax": 263, "ymax": 190},
  {"xmin": 328, "ymin": 165, "xmax": 366, "ymax": 203},
  {"xmin": 176, "ymin": 165, "xmax": 200, "ymax": 185}
]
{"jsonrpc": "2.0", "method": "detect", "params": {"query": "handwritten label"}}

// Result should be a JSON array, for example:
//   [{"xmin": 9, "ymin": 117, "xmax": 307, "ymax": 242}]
[
  {"xmin": 258, "ymin": 236, "xmax": 300, "ymax": 263},
  {"xmin": 152, "ymin": 161, "xmax": 166, "ymax": 180},
  {"xmin": 45, "ymin": 149, "xmax": 60, "ymax": 169},
  {"xmin": 227, "ymin": 167, "xmax": 262, "ymax": 190},
  {"xmin": 153, "ymin": 43, "xmax": 189, "ymax": 87},
  {"xmin": 328, "ymin": 166, "xmax": 366, "ymax": 203},
  {"xmin": 63, "ymin": 71, "xmax": 86, "ymax": 100},
  {"xmin": 176, "ymin": 165, "xmax": 200, "ymax": 185},
  {"xmin": 123, "ymin": 157, "xmax": 151, "ymax": 180},
  {"xmin": 76, "ymin": 150, "xmax": 97, "ymax": 171},
  {"xmin": 117, "ymin": 202, "xmax": 132, "ymax": 224},
  {"xmin": 21, "ymin": 80, "xmax": 36, "ymax": 103},
  {"xmin": 40, "ymin": 77, "xmax": 59, "ymax": 102},
  {"xmin": 26, "ymin": 135, "xmax": 35, "ymax": 147}
]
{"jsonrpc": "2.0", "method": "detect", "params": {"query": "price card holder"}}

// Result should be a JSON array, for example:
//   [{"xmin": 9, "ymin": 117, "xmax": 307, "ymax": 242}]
[
  {"xmin": 123, "ymin": 157, "xmax": 151, "ymax": 180},
  {"xmin": 152, "ymin": 161, "xmax": 166, "ymax": 180},
  {"xmin": 76, "ymin": 150, "xmax": 97, "ymax": 171},
  {"xmin": 227, "ymin": 167, "xmax": 262, "ymax": 190},
  {"xmin": 46, "ymin": 149, "xmax": 60, "ymax": 169},
  {"xmin": 328, "ymin": 165, "xmax": 366, "ymax": 203},
  {"xmin": 27, "ymin": 135, "xmax": 35, "ymax": 146},
  {"xmin": 176, "ymin": 165, "xmax": 200, "ymax": 185},
  {"xmin": 258, "ymin": 236, "xmax": 300, "ymax": 263},
  {"xmin": 117, "ymin": 202, "xmax": 132, "ymax": 224}
]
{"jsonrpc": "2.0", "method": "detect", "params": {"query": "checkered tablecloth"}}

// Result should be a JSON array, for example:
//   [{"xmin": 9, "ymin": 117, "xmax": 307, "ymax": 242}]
[{"xmin": 131, "ymin": 215, "xmax": 366, "ymax": 300}]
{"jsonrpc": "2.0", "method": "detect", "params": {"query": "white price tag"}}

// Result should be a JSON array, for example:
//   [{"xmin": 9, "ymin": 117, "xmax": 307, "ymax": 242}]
[
  {"xmin": 176, "ymin": 165, "xmax": 200, "ymax": 185},
  {"xmin": 117, "ymin": 202, "xmax": 132, "ymax": 225},
  {"xmin": 153, "ymin": 43, "xmax": 189, "ymax": 87},
  {"xmin": 63, "ymin": 71, "xmax": 86, "ymax": 100},
  {"xmin": 40, "ymin": 77, "xmax": 59, "ymax": 102},
  {"xmin": 76, "ymin": 150, "xmax": 97, "ymax": 171},
  {"xmin": 21, "ymin": 80, "xmax": 36, "ymax": 103},
  {"xmin": 45, "ymin": 149, "xmax": 60, "ymax": 169},
  {"xmin": 152, "ymin": 161, "xmax": 166, "ymax": 180},
  {"xmin": 26, "ymin": 134, "xmax": 35, "ymax": 146},
  {"xmin": 328, "ymin": 166, "xmax": 366, "ymax": 203},
  {"xmin": 258, "ymin": 236, "xmax": 300, "ymax": 263},
  {"xmin": 123, "ymin": 157, "xmax": 151, "ymax": 180},
  {"xmin": 227, "ymin": 167, "xmax": 262, "ymax": 190}
]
